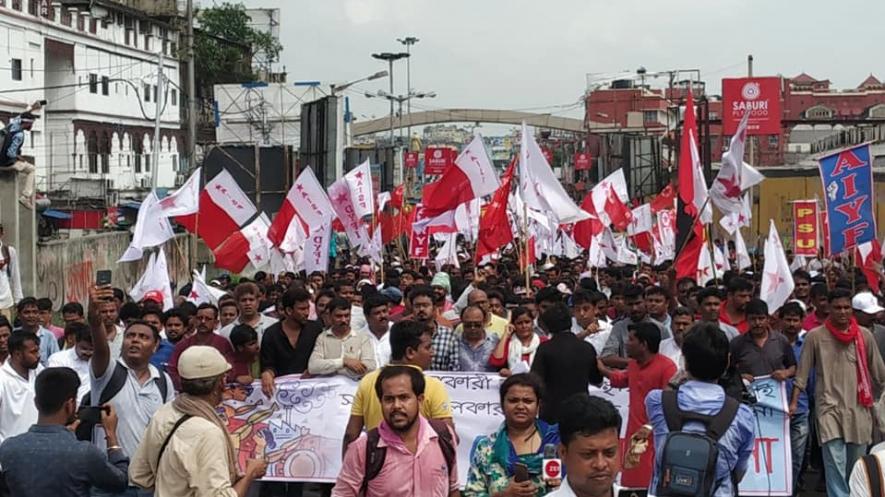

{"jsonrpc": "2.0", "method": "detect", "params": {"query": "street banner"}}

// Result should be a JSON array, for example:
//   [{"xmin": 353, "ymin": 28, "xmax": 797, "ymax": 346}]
[
  {"xmin": 792, "ymin": 200, "xmax": 819, "ymax": 256},
  {"xmin": 740, "ymin": 377, "xmax": 793, "ymax": 496},
  {"xmin": 223, "ymin": 374, "xmax": 789, "ymax": 493},
  {"xmin": 818, "ymin": 144, "xmax": 876, "ymax": 255},
  {"xmin": 574, "ymin": 151, "xmax": 592, "ymax": 171},
  {"xmin": 722, "ymin": 77, "xmax": 782, "ymax": 135},
  {"xmin": 404, "ymin": 151, "xmax": 419, "ymax": 169},
  {"xmin": 424, "ymin": 147, "xmax": 456, "ymax": 176}
]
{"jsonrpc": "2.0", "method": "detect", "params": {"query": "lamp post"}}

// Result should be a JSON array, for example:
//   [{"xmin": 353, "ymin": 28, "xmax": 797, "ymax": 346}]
[
  {"xmin": 370, "ymin": 52, "xmax": 409, "ymax": 146},
  {"xmin": 330, "ymin": 70, "xmax": 389, "ymax": 96},
  {"xmin": 397, "ymin": 36, "xmax": 419, "ymax": 143}
]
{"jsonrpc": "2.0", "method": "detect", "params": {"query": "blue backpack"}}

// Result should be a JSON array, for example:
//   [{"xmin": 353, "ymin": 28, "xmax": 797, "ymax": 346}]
[{"xmin": 656, "ymin": 390, "xmax": 740, "ymax": 497}]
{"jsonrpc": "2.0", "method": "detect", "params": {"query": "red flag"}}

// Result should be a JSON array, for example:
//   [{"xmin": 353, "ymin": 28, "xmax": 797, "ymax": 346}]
[
  {"xmin": 212, "ymin": 231, "xmax": 251, "ymax": 273},
  {"xmin": 177, "ymin": 170, "xmax": 257, "ymax": 250},
  {"xmin": 390, "ymin": 184, "xmax": 405, "ymax": 209},
  {"xmin": 476, "ymin": 160, "xmax": 515, "ymax": 261},
  {"xmin": 604, "ymin": 184, "xmax": 634, "ymax": 231},
  {"xmin": 650, "ymin": 183, "xmax": 676, "ymax": 213},
  {"xmin": 573, "ymin": 193, "xmax": 603, "ymax": 249},
  {"xmin": 856, "ymin": 239, "xmax": 883, "ymax": 294},
  {"xmin": 422, "ymin": 135, "xmax": 499, "ymax": 217},
  {"xmin": 519, "ymin": 236, "xmax": 537, "ymax": 271},
  {"xmin": 675, "ymin": 220, "xmax": 705, "ymax": 281}
]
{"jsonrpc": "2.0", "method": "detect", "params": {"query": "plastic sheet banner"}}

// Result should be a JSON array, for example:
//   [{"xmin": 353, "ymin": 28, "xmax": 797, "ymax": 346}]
[
  {"xmin": 818, "ymin": 144, "xmax": 876, "ymax": 255},
  {"xmin": 222, "ymin": 373, "xmax": 789, "ymax": 493}
]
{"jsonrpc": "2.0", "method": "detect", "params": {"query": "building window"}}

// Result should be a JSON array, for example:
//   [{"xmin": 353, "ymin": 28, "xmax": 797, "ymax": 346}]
[
  {"xmin": 642, "ymin": 110, "xmax": 658, "ymax": 123},
  {"xmin": 144, "ymin": 84, "xmax": 151, "ymax": 102},
  {"xmin": 127, "ymin": 155, "xmax": 131, "ymax": 170},
  {"xmin": 89, "ymin": 73, "xmax": 98, "ymax": 93},
  {"xmin": 153, "ymin": 85, "xmax": 157, "ymax": 103},
  {"xmin": 768, "ymin": 135, "xmax": 779, "ymax": 148},
  {"xmin": 77, "ymin": 14, "xmax": 85, "ymax": 31},
  {"xmin": 29, "ymin": 59, "xmax": 33, "ymax": 79},
  {"xmin": 61, "ymin": 8, "xmax": 72, "ymax": 26},
  {"xmin": 11, "ymin": 0, "xmax": 21, "ymax": 10},
  {"xmin": 143, "ymin": 34, "xmax": 150, "ymax": 51},
  {"xmin": 134, "ymin": 153, "xmax": 141, "ymax": 173},
  {"xmin": 101, "ymin": 76, "xmax": 109, "ymax": 96},
  {"xmin": 101, "ymin": 154, "xmax": 109, "ymax": 173},
  {"xmin": 125, "ymin": 29, "xmax": 131, "ymax": 45},
  {"xmin": 144, "ymin": 154, "xmax": 151, "ymax": 172},
  {"xmin": 170, "ymin": 42, "xmax": 178, "ymax": 55},
  {"xmin": 171, "ymin": 89, "xmax": 177, "ymax": 106},
  {"xmin": 27, "ymin": 0, "xmax": 37, "ymax": 16},
  {"xmin": 11, "ymin": 59, "xmax": 21, "ymax": 81},
  {"xmin": 171, "ymin": 154, "xmax": 178, "ymax": 172}
]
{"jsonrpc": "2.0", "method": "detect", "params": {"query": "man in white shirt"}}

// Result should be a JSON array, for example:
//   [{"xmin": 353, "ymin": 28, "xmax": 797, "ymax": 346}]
[
  {"xmin": 47, "ymin": 322, "xmax": 93, "ymax": 403},
  {"xmin": 572, "ymin": 289, "xmax": 613, "ymax": 355},
  {"xmin": 308, "ymin": 298, "xmax": 376, "ymax": 380},
  {"xmin": 0, "ymin": 225, "xmax": 23, "ymax": 321},
  {"xmin": 219, "ymin": 282, "xmax": 278, "ymax": 342},
  {"xmin": 0, "ymin": 331, "xmax": 42, "ymax": 444},
  {"xmin": 361, "ymin": 294, "xmax": 392, "ymax": 368},
  {"xmin": 658, "ymin": 307, "xmax": 693, "ymax": 374},
  {"xmin": 546, "ymin": 393, "xmax": 623, "ymax": 497}
]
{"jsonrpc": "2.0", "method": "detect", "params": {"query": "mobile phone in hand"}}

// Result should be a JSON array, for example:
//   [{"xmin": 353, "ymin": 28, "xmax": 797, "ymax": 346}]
[
  {"xmin": 96, "ymin": 270, "xmax": 112, "ymax": 286},
  {"xmin": 513, "ymin": 462, "xmax": 530, "ymax": 482},
  {"xmin": 77, "ymin": 405, "xmax": 106, "ymax": 424}
]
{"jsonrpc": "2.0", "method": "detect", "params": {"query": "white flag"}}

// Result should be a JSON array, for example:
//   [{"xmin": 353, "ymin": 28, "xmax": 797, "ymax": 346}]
[
  {"xmin": 358, "ymin": 228, "xmax": 383, "ymax": 265},
  {"xmin": 344, "ymin": 159, "xmax": 375, "ymax": 220},
  {"xmin": 590, "ymin": 169, "xmax": 631, "ymax": 228},
  {"xmin": 242, "ymin": 214, "xmax": 272, "ymax": 269},
  {"xmin": 129, "ymin": 248, "xmax": 174, "ymax": 310},
  {"xmin": 735, "ymin": 229, "xmax": 752, "ymax": 271},
  {"xmin": 291, "ymin": 167, "xmax": 335, "ymax": 229},
  {"xmin": 713, "ymin": 243, "xmax": 731, "ymax": 273},
  {"xmin": 434, "ymin": 233, "xmax": 460, "ymax": 272},
  {"xmin": 711, "ymin": 112, "xmax": 765, "ymax": 214},
  {"xmin": 614, "ymin": 233, "xmax": 638, "ymax": 265},
  {"xmin": 304, "ymin": 223, "xmax": 331, "ymax": 274},
  {"xmin": 187, "ymin": 270, "xmax": 226, "ymax": 306},
  {"xmin": 588, "ymin": 234, "xmax": 607, "ymax": 268},
  {"xmin": 519, "ymin": 123, "xmax": 590, "ymax": 224},
  {"xmin": 158, "ymin": 167, "xmax": 201, "ymax": 217},
  {"xmin": 562, "ymin": 232, "xmax": 582, "ymax": 259},
  {"xmin": 627, "ymin": 203, "xmax": 653, "ymax": 236},
  {"xmin": 329, "ymin": 178, "xmax": 370, "ymax": 248},
  {"xmin": 697, "ymin": 244, "xmax": 715, "ymax": 286},
  {"xmin": 119, "ymin": 191, "xmax": 175, "ymax": 262},
  {"xmin": 760, "ymin": 220, "xmax": 795, "ymax": 313}
]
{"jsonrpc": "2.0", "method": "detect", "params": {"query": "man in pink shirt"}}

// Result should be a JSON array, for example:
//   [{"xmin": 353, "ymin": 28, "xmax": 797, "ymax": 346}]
[{"xmin": 334, "ymin": 365, "xmax": 459, "ymax": 497}]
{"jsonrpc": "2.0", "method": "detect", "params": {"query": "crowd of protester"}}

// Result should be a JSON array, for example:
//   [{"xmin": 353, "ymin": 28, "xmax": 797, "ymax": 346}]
[{"xmin": 0, "ymin": 252, "xmax": 883, "ymax": 497}]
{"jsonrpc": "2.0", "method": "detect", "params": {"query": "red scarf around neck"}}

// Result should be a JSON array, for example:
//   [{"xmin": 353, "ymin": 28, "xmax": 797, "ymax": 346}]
[{"xmin": 824, "ymin": 317, "xmax": 874, "ymax": 407}]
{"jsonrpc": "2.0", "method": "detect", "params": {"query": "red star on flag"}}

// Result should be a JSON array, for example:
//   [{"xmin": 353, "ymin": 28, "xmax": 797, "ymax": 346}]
[{"xmin": 716, "ymin": 174, "xmax": 741, "ymax": 198}]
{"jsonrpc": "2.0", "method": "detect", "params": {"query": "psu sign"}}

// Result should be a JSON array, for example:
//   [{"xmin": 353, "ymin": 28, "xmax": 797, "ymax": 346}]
[{"xmin": 722, "ymin": 77, "xmax": 783, "ymax": 135}]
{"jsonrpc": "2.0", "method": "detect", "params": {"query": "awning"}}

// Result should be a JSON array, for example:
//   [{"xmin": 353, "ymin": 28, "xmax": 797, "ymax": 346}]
[{"xmin": 41, "ymin": 209, "xmax": 73, "ymax": 220}]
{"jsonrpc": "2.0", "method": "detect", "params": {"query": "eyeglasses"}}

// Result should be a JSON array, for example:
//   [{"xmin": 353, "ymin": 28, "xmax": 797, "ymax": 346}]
[{"xmin": 462, "ymin": 322, "xmax": 484, "ymax": 329}]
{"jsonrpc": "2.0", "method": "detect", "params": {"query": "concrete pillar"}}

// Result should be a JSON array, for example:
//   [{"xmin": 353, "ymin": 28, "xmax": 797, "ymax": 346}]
[{"xmin": 0, "ymin": 172, "xmax": 37, "ymax": 297}]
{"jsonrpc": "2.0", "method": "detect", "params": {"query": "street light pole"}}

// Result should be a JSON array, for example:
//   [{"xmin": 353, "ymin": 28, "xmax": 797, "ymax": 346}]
[
  {"xmin": 371, "ymin": 52, "xmax": 409, "ymax": 147},
  {"xmin": 397, "ymin": 36, "xmax": 419, "ymax": 145}
]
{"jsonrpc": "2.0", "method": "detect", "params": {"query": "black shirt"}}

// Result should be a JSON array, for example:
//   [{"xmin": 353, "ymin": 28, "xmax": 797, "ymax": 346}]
[
  {"xmin": 531, "ymin": 331, "xmax": 603, "ymax": 424},
  {"xmin": 260, "ymin": 320, "xmax": 322, "ymax": 376},
  {"xmin": 729, "ymin": 330, "xmax": 796, "ymax": 377}
]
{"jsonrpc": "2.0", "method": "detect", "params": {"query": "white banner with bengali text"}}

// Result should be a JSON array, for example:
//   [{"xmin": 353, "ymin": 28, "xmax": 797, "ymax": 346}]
[{"xmin": 221, "ymin": 372, "xmax": 788, "ymax": 494}]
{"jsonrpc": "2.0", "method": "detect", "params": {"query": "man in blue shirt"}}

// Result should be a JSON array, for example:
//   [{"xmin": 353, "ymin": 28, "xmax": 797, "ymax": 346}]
[
  {"xmin": 0, "ymin": 367, "xmax": 129, "ymax": 496},
  {"xmin": 780, "ymin": 301, "xmax": 812, "ymax": 492},
  {"xmin": 646, "ymin": 322, "xmax": 756, "ymax": 496}
]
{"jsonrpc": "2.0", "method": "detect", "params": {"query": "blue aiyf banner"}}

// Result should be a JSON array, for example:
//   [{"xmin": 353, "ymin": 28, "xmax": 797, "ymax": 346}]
[{"xmin": 818, "ymin": 144, "xmax": 876, "ymax": 255}]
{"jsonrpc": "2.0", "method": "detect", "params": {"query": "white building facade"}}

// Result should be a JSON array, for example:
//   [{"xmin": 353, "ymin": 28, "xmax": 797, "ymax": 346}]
[{"xmin": 0, "ymin": 0, "xmax": 183, "ymax": 197}]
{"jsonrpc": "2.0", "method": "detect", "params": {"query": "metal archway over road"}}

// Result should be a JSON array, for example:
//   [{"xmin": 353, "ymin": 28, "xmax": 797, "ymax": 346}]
[{"xmin": 351, "ymin": 108, "xmax": 587, "ymax": 135}]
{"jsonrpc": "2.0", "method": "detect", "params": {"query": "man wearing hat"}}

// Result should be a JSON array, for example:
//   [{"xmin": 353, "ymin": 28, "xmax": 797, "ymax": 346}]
[
  {"xmin": 0, "ymin": 100, "xmax": 41, "ymax": 209},
  {"xmin": 853, "ymin": 292, "xmax": 885, "ymax": 362},
  {"xmin": 131, "ymin": 346, "xmax": 268, "ymax": 496}
]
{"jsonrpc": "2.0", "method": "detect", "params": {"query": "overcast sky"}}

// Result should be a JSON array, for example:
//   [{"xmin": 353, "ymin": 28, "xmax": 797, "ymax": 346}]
[{"xmin": 236, "ymin": 0, "xmax": 885, "ymax": 132}]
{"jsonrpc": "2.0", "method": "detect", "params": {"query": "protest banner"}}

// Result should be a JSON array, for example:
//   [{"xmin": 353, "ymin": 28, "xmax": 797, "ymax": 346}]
[
  {"xmin": 818, "ymin": 143, "xmax": 876, "ymax": 255},
  {"xmin": 222, "ymin": 373, "xmax": 789, "ymax": 493},
  {"xmin": 792, "ymin": 200, "xmax": 819, "ymax": 256},
  {"xmin": 739, "ymin": 377, "xmax": 793, "ymax": 496}
]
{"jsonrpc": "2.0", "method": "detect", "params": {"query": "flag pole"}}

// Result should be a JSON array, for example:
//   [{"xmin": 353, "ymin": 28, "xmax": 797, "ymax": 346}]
[
  {"xmin": 523, "ymin": 188, "xmax": 531, "ymax": 293},
  {"xmin": 706, "ymin": 224, "xmax": 719, "ymax": 285}
]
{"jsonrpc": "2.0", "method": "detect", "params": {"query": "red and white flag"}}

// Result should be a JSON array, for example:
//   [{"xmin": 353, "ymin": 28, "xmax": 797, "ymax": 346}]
[
  {"xmin": 344, "ymin": 160, "xmax": 375, "ymax": 219},
  {"xmin": 696, "ymin": 244, "xmax": 715, "ymax": 286},
  {"xmin": 409, "ymin": 220, "xmax": 431, "ymax": 260},
  {"xmin": 129, "ymin": 248, "xmax": 174, "ymax": 311},
  {"xmin": 178, "ymin": 169, "xmax": 257, "ymax": 250},
  {"xmin": 760, "ymin": 220, "xmax": 795, "ymax": 313},
  {"xmin": 267, "ymin": 166, "xmax": 334, "ymax": 247},
  {"xmin": 212, "ymin": 215, "xmax": 273, "ymax": 274},
  {"xmin": 710, "ymin": 112, "xmax": 764, "ymax": 214},
  {"xmin": 678, "ymin": 90, "xmax": 711, "ymax": 224},
  {"xmin": 422, "ymin": 135, "xmax": 499, "ymax": 217},
  {"xmin": 591, "ymin": 169, "xmax": 633, "ymax": 231},
  {"xmin": 329, "ymin": 178, "xmax": 370, "ymax": 248},
  {"xmin": 627, "ymin": 203, "xmax": 653, "ymax": 236},
  {"xmin": 734, "ymin": 229, "xmax": 752, "ymax": 270},
  {"xmin": 413, "ymin": 205, "xmax": 458, "ymax": 235},
  {"xmin": 519, "ymin": 123, "xmax": 590, "ymax": 224},
  {"xmin": 119, "ymin": 191, "xmax": 175, "ymax": 262},
  {"xmin": 476, "ymin": 160, "xmax": 515, "ymax": 261},
  {"xmin": 158, "ymin": 167, "xmax": 201, "ymax": 217},
  {"xmin": 187, "ymin": 270, "xmax": 226, "ymax": 306}
]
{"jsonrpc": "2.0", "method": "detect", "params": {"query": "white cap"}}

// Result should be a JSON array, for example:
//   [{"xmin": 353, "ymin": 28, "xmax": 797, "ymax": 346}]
[
  {"xmin": 179, "ymin": 346, "xmax": 232, "ymax": 380},
  {"xmin": 852, "ymin": 292, "xmax": 885, "ymax": 315},
  {"xmin": 556, "ymin": 282, "xmax": 572, "ymax": 296}
]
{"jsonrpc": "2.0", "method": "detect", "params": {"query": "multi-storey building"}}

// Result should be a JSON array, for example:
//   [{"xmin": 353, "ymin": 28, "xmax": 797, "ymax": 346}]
[{"xmin": 0, "ymin": 0, "xmax": 183, "ymax": 202}]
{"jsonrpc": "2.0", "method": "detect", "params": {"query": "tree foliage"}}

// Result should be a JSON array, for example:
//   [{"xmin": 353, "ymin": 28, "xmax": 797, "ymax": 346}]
[{"xmin": 194, "ymin": 2, "xmax": 283, "ymax": 92}]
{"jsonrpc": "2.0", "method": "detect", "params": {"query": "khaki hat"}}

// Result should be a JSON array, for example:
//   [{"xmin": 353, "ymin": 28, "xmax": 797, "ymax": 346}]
[{"xmin": 179, "ymin": 346, "xmax": 232, "ymax": 380}]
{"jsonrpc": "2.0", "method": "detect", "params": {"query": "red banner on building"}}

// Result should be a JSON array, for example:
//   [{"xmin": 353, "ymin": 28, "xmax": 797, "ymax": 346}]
[
  {"xmin": 404, "ymin": 151, "xmax": 419, "ymax": 169},
  {"xmin": 722, "ymin": 77, "xmax": 782, "ymax": 135},
  {"xmin": 792, "ymin": 200, "xmax": 819, "ymax": 256},
  {"xmin": 423, "ymin": 147, "xmax": 456, "ymax": 176},
  {"xmin": 574, "ymin": 151, "xmax": 592, "ymax": 171}
]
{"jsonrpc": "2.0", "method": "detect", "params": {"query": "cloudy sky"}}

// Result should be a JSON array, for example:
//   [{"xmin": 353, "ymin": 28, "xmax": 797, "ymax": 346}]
[{"xmin": 236, "ymin": 0, "xmax": 885, "ymax": 131}]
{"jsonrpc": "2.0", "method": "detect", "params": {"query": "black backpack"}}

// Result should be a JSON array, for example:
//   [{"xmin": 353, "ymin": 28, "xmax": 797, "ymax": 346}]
[
  {"xmin": 656, "ymin": 390, "xmax": 740, "ymax": 497},
  {"xmin": 360, "ymin": 419, "xmax": 456, "ymax": 496},
  {"xmin": 75, "ymin": 362, "xmax": 170, "ymax": 442}
]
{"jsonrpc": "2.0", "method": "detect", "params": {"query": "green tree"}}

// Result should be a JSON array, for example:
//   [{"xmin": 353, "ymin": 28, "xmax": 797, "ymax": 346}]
[{"xmin": 194, "ymin": 2, "xmax": 282, "ymax": 91}]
